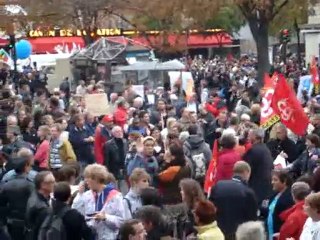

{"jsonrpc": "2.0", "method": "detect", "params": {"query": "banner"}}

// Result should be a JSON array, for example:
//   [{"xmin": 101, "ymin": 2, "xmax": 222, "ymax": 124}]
[
  {"xmin": 260, "ymin": 73, "xmax": 280, "ymax": 129},
  {"xmin": 132, "ymin": 85, "xmax": 144, "ymax": 99},
  {"xmin": 84, "ymin": 93, "xmax": 110, "ymax": 116},
  {"xmin": 168, "ymin": 71, "xmax": 182, "ymax": 89},
  {"xmin": 169, "ymin": 71, "xmax": 194, "ymax": 99},
  {"xmin": 271, "ymin": 74, "xmax": 309, "ymax": 136},
  {"xmin": 182, "ymin": 72, "xmax": 194, "ymax": 100},
  {"xmin": 297, "ymin": 75, "xmax": 313, "ymax": 102}
]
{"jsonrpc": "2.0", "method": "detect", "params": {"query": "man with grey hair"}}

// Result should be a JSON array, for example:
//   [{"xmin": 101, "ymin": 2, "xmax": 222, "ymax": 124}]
[
  {"xmin": 103, "ymin": 126, "xmax": 128, "ymax": 192},
  {"xmin": 236, "ymin": 221, "xmax": 266, "ymax": 240},
  {"xmin": 133, "ymin": 97, "xmax": 144, "ymax": 110},
  {"xmin": 243, "ymin": 128, "xmax": 273, "ymax": 204},
  {"xmin": 278, "ymin": 182, "xmax": 311, "ymax": 240}
]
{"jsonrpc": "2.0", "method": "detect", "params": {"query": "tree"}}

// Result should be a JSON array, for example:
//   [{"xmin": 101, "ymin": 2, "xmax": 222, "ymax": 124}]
[
  {"xmin": 24, "ymin": 0, "xmax": 126, "ymax": 45},
  {"xmin": 231, "ymin": 0, "xmax": 311, "ymax": 85}
]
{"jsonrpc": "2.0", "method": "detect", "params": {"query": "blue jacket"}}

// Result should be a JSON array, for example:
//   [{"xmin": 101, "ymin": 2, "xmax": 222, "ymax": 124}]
[
  {"xmin": 69, "ymin": 126, "xmax": 95, "ymax": 164},
  {"xmin": 127, "ymin": 153, "xmax": 159, "ymax": 178},
  {"xmin": 1, "ymin": 169, "xmax": 37, "ymax": 183}
]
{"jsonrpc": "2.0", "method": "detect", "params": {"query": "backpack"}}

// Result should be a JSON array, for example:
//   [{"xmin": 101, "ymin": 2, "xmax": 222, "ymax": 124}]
[
  {"xmin": 185, "ymin": 142, "xmax": 206, "ymax": 182},
  {"xmin": 37, "ymin": 206, "xmax": 70, "ymax": 240}
]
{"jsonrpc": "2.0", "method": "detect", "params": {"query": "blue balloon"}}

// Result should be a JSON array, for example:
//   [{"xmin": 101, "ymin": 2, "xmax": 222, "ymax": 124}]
[{"xmin": 16, "ymin": 40, "xmax": 32, "ymax": 59}]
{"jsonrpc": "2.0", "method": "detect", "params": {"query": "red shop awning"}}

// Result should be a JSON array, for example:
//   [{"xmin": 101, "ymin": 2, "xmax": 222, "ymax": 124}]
[
  {"xmin": 131, "ymin": 32, "xmax": 233, "ymax": 48},
  {"xmin": 29, "ymin": 37, "xmax": 85, "ymax": 54}
]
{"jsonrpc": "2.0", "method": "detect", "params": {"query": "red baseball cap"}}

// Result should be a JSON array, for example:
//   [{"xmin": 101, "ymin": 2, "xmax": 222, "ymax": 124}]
[{"xmin": 102, "ymin": 114, "xmax": 114, "ymax": 123}]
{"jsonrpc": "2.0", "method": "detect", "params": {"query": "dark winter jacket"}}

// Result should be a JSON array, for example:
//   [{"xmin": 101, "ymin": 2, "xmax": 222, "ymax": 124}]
[
  {"xmin": 51, "ymin": 200, "xmax": 93, "ymax": 240},
  {"xmin": 243, "ymin": 143, "xmax": 274, "ymax": 204},
  {"xmin": 209, "ymin": 176, "xmax": 258, "ymax": 235},
  {"xmin": 69, "ymin": 126, "xmax": 95, "ymax": 164},
  {"xmin": 0, "ymin": 175, "xmax": 34, "ymax": 225},
  {"xmin": 26, "ymin": 192, "xmax": 50, "ymax": 240},
  {"xmin": 263, "ymin": 187, "xmax": 294, "ymax": 235},
  {"xmin": 157, "ymin": 165, "xmax": 191, "ymax": 205},
  {"xmin": 103, "ymin": 138, "xmax": 128, "ymax": 178},
  {"xmin": 267, "ymin": 137, "xmax": 299, "ymax": 164},
  {"xmin": 289, "ymin": 148, "xmax": 320, "ymax": 178}
]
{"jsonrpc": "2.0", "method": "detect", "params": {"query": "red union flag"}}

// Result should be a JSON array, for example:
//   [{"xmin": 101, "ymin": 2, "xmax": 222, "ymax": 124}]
[
  {"xmin": 271, "ymin": 74, "xmax": 309, "ymax": 136},
  {"xmin": 260, "ymin": 73, "xmax": 280, "ymax": 129}
]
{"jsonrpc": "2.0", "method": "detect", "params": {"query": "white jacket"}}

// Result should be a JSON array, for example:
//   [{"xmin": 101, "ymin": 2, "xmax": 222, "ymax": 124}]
[
  {"xmin": 300, "ymin": 217, "xmax": 320, "ymax": 240},
  {"xmin": 72, "ymin": 189, "xmax": 125, "ymax": 240}
]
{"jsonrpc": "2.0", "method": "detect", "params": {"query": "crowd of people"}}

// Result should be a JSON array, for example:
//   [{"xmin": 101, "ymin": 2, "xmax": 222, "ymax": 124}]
[{"xmin": 0, "ymin": 55, "xmax": 320, "ymax": 240}]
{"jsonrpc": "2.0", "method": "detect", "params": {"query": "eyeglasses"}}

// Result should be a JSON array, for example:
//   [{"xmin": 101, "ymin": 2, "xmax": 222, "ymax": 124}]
[{"xmin": 43, "ymin": 180, "xmax": 55, "ymax": 184}]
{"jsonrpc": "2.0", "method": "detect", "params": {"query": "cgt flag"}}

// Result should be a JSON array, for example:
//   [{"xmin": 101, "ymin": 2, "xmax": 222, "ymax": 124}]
[
  {"xmin": 260, "ymin": 73, "xmax": 280, "ymax": 129},
  {"xmin": 271, "ymin": 74, "xmax": 309, "ymax": 136}
]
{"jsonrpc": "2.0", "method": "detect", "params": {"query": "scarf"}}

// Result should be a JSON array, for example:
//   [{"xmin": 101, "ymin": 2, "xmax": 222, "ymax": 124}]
[{"xmin": 95, "ymin": 183, "xmax": 115, "ymax": 212}]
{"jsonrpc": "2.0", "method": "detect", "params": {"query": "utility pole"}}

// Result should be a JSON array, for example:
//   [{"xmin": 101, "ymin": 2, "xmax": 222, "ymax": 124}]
[{"xmin": 294, "ymin": 19, "xmax": 302, "ymax": 70}]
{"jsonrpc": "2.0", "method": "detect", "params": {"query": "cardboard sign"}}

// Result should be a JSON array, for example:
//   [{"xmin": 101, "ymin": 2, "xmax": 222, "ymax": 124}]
[
  {"xmin": 84, "ymin": 93, "xmax": 109, "ymax": 116},
  {"xmin": 132, "ymin": 85, "xmax": 144, "ymax": 99}
]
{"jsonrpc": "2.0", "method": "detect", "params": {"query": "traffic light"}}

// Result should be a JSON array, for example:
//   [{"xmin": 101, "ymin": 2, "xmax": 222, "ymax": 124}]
[{"xmin": 279, "ymin": 29, "xmax": 290, "ymax": 44}]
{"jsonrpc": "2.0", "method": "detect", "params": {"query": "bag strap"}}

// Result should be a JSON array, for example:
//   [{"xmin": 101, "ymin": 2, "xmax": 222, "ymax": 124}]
[
  {"xmin": 124, "ymin": 197, "xmax": 132, "ymax": 215},
  {"xmin": 54, "ymin": 205, "xmax": 70, "ymax": 219}
]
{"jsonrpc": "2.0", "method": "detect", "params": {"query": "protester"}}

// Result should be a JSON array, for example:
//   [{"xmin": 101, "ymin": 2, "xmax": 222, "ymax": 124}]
[
  {"xmin": 157, "ymin": 141, "xmax": 191, "ymax": 204},
  {"xmin": 40, "ymin": 182, "xmax": 93, "ymax": 240},
  {"xmin": 267, "ymin": 123, "xmax": 298, "ymax": 164},
  {"xmin": 300, "ymin": 192, "xmax": 320, "ymax": 239},
  {"xmin": 236, "ymin": 221, "xmax": 266, "ymax": 240},
  {"xmin": 179, "ymin": 178, "xmax": 206, "ymax": 237},
  {"xmin": 104, "ymin": 126, "xmax": 128, "ymax": 180},
  {"xmin": 210, "ymin": 161, "xmax": 257, "ymax": 240},
  {"xmin": 127, "ymin": 137, "xmax": 159, "ymax": 182},
  {"xmin": 69, "ymin": 113, "xmax": 95, "ymax": 167},
  {"xmin": 124, "ymin": 168, "xmax": 151, "ymax": 219},
  {"xmin": 1, "ymin": 148, "xmax": 37, "ymax": 182},
  {"xmin": 134, "ymin": 205, "xmax": 171, "ymax": 240},
  {"xmin": 278, "ymin": 181, "xmax": 310, "ymax": 240},
  {"xmin": 183, "ymin": 124, "xmax": 212, "ymax": 184},
  {"xmin": 26, "ymin": 171, "xmax": 55, "ymax": 240},
  {"xmin": 94, "ymin": 114, "xmax": 113, "ymax": 165},
  {"xmin": 0, "ymin": 157, "xmax": 34, "ymax": 240},
  {"xmin": 289, "ymin": 134, "xmax": 320, "ymax": 178},
  {"xmin": 34, "ymin": 125, "xmax": 50, "ymax": 170},
  {"xmin": 243, "ymin": 128, "xmax": 273, "ymax": 204},
  {"xmin": 49, "ymin": 123, "xmax": 76, "ymax": 172},
  {"xmin": 118, "ymin": 219, "xmax": 147, "ymax": 240},
  {"xmin": 264, "ymin": 170, "xmax": 294, "ymax": 240},
  {"xmin": 215, "ymin": 132, "xmax": 241, "ymax": 182},
  {"xmin": 193, "ymin": 200, "xmax": 225, "ymax": 240},
  {"xmin": 72, "ymin": 164, "xmax": 125, "ymax": 240}
]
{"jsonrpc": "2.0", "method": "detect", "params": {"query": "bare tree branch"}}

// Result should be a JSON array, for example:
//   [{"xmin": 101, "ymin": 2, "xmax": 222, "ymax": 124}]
[{"xmin": 272, "ymin": 0, "xmax": 289, "ymax": 20}]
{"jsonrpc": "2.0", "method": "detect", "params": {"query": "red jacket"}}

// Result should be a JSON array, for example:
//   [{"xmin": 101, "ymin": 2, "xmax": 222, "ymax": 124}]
[
  {"xmin": 279, "ymin": 201, "xmax": 307, "ymax": 240},
  {"xmin": 114, "ymin": 106, "xmax": 127, "ymax": 129},
  {"xmin": 94, "ymin": 126, "xmax": 108, "ymax": 165},
  {"xmin": 215, "ymin": 148, "xmax": 241, "ymax": 183}
]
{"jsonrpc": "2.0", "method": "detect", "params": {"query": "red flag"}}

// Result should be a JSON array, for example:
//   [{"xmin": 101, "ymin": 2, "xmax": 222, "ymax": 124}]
[
  {"xmin": 204, "ymin": 139, "xmax": 219, "ymax": 194},
  {"xmin": 260, "ymin": 73, "xmax": 280, "ymax": 129},
  {"xmin": 271, "ymin": 74, "xmax": 309, "ymax": 136}
]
